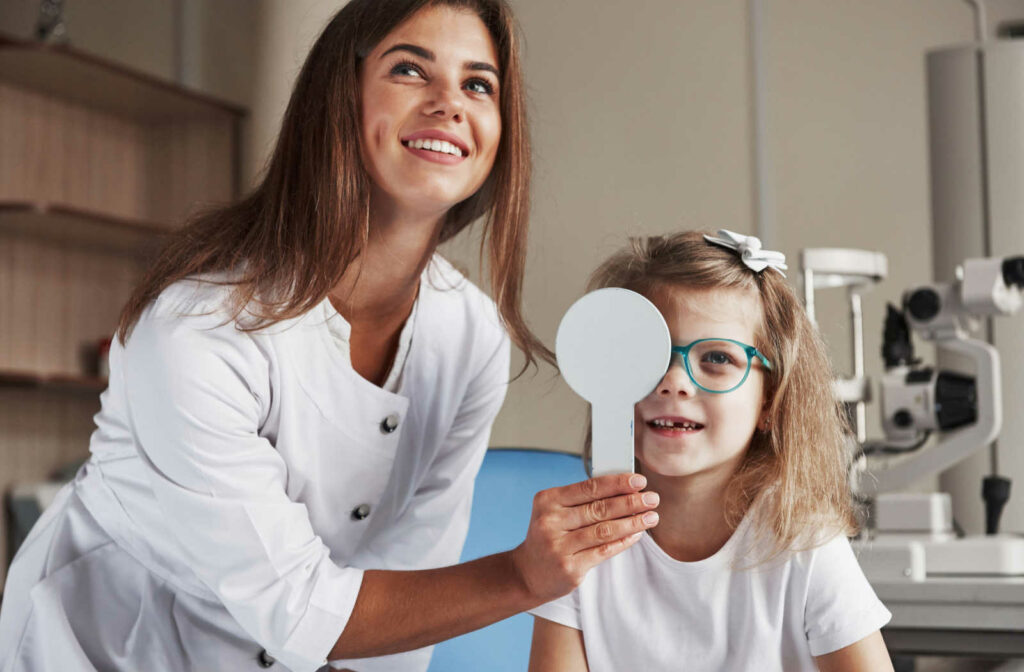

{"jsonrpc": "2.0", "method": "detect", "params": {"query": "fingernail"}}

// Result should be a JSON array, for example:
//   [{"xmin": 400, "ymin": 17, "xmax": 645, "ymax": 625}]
[
  {"xmin": 630, "ymin": 532, "xmax": 644, "ymax": 541},
  {"xmin": 643, "ymin": 512, "xmax": 659, "ymax": 525},
  {"xmin": 642, "ymin": 492, "xmax": 659, "ymax": 506},
  {"xmin": 629, "ymin": 474, "xmax": 647, "ymax": 489}
]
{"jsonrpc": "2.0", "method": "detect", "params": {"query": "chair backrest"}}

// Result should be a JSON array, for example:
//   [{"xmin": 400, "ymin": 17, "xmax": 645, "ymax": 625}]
[{"xmin": 428, "ymin": 448, "xmax": 584, "ymax": 672}]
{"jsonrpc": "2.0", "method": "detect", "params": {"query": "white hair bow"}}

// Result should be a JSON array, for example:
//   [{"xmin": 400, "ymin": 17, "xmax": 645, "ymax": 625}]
[{"xmin": 703, "ymin": 229, "xmax": 788, "ymax": 277}]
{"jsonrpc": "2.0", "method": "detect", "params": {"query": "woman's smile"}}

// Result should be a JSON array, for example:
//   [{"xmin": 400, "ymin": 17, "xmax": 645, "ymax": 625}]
[{"xmin": 400, "ymin": 130, "xmax": 470, "ymax": 164}]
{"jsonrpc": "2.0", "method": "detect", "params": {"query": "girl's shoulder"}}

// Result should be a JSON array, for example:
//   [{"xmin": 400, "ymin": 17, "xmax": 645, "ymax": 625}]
[{"xmin": 734, "ymin": 493, "xmax": 852, "ymax": 571}]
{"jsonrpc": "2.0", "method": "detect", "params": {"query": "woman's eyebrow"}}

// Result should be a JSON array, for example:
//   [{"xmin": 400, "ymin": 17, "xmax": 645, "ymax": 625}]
[
  {"xmin": 381, "ymin": 43, "xmax": 433, "ymax": 60},
  {"xmin": 380, "ymin": 43, "xmax": 499, "ymax": 77}
]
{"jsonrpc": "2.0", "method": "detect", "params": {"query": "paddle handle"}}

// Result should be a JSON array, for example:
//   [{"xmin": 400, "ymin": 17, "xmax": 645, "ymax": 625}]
[{"xmin": 590, "ymin": 402, "xmax": 635, "ymax": 476}]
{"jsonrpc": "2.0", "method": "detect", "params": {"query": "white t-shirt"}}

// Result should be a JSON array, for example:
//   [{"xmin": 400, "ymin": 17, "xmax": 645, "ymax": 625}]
[{"xmin": 530, "ymin": 513, "xmax": 891, "ymax": 671}]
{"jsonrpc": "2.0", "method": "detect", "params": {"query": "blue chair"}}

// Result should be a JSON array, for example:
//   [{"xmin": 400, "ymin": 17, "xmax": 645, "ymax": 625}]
[{"xmin": 428, "ymin": 448, "xmax": 585, "ymax": 672}]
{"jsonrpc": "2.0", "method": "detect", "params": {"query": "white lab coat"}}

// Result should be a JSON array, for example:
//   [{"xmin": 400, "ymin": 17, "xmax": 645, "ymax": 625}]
[{"xmin": 0, "ymin": 256, "xmax": 511, "ymax": 672}]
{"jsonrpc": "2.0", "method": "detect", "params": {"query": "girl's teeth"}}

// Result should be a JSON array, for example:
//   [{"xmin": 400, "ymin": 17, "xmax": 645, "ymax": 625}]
[{"xmin": 650, "ymin": 419, "xmax": 701, "ymax": 430}]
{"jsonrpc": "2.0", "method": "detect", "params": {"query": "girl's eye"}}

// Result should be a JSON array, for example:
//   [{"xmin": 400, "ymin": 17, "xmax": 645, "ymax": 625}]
[
  {"xmin": 703, "ymin": 351, "xmax": 734, "ymax": 366},
  {"xmin": 465, "ymin": 78, "xmax": 496, "ymax": 95}
]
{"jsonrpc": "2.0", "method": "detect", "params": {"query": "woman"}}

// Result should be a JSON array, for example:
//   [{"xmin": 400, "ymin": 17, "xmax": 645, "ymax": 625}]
[{"xmin": 0, "ymin": 1, "xmax": 659, "ymax": 671}]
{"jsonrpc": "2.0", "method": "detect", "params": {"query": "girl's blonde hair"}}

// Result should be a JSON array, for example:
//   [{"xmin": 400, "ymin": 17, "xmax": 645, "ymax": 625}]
[{"xmin": 586, "ymin": 230, "xmax": 858, "ymax": 563}]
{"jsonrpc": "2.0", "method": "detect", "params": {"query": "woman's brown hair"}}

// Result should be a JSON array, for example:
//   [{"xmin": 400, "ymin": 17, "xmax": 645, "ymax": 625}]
[
  {"xmin": 586, "ymin": 231, "xmax": 858, "ymax": 564},
  {"xmin": 117, "ymin": 0, "xmax": 552, "ymax": 369}
]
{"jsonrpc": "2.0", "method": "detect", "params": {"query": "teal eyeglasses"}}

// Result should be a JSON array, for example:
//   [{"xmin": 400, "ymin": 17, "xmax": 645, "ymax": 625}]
[{"xmin": 669, "ymin": 338, "xmax": 772, "ymax": 394}]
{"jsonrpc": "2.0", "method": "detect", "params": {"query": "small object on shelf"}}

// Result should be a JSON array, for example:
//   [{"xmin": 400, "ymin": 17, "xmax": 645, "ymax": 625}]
[
  {"xmin": 96, "ymin": 337, "xmax": 112, "ymax": 379},
  {"xmin": 35, "ymin": 0, "xmax": 68, "ymax": 45},
  {"xmin": 0, "ymin": 369, "xmax": 107, "ymax": 393},
  {"xmin": 79, "ymin": 335, "xmax": 113, "ymax": 380}
]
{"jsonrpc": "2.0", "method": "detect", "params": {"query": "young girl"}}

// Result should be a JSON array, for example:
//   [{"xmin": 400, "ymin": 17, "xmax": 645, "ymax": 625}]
[{"xmin": 529, "ymin": 230, "xmax": 893, "ymax": 672}]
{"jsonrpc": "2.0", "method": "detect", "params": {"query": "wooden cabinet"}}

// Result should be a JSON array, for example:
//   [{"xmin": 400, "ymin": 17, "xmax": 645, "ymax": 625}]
[{"xmin": 0, "ymin": 33, "xmax": 245, "ymax": 579}]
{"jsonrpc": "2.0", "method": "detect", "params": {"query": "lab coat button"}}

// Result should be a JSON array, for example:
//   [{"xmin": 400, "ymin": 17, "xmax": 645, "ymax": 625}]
[
  {"xmin": 257, "ymin": 650, "xmax": 275, "ymax": 667},
  {"xmin": 380, "ymin": 413, "xmax": 400, "ymax": 434},
  {"xmin": 351, "ymin": 503, "xmax": 372, "ymax": 520}
]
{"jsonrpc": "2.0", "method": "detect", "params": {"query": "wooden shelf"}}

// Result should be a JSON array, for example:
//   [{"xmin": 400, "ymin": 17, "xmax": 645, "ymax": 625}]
[
  {"xmin": 0, "ymin": 28, "xmax": 246, "ymax": 585},
  {"xmin": 0, "ymin": 369, "xmax": 107, "ymax": 394},
  {"xmin": 0, "ymin": 33, "xmax": 245, "ymax": 122},
  {"xmin": 0, "ymin": 200, "xmax": 169, "ymax": 254}
]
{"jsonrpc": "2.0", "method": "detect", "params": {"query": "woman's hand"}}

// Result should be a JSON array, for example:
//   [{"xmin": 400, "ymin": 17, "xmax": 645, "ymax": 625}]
[
  {"xmin": 333, "ymin": 473, "xmax": 657, "ymax": 660},
  {"xmin": 510, "ymin": 473, "xmax": 659, "ymax": 603}
]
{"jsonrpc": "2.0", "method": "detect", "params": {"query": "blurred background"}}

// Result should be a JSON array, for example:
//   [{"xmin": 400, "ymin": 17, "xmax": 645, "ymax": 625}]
[{"xmin": 2, "ymin": 1, "xmax": 1024, "ymax": 669}]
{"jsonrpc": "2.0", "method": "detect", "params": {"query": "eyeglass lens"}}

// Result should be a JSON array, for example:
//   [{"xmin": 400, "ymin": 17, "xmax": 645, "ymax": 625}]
[{"xmin": 683, "ymin": 340, "xmax": 751, "ymax": 392}]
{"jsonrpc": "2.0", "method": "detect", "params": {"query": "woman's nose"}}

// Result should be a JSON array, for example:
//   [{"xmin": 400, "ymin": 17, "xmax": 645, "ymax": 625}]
[
  {"xmin": 423, "ymin": 79, "xmax": 465, "ymax": 121},
  {"xmin": 657, "ymin": 359, "xmax": 696, "ymax": 397}
]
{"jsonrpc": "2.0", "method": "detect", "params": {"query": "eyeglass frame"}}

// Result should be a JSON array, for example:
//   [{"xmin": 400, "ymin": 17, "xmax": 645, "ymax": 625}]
[{"xmin": 669, "ymin": 338, "xmax": 773, "ymax": 394}]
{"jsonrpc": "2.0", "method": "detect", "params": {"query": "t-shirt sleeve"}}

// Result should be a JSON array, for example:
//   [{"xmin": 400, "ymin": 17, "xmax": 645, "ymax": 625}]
[
  {"xmin": 529, "ymin": 588, "xmax": 582, "ymax": 630},
  {"xmin": 803, "ymin": 534, "xmax": 892, "ymax": 656}
]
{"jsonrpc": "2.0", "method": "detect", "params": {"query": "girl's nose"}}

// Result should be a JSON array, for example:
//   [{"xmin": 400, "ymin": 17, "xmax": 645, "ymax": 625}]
[
  {"xmin": 424, "ymin": 79, "xmax": 465, "ymax": 122},
  {"xmin": 657, "ymin": 357, "xmax": 697, "ymax": 397}
]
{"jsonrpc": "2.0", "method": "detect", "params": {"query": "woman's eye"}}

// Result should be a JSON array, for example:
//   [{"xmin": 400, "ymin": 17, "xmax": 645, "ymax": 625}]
[
  {"xmin": 465, "ymin": 78, "xmax": 495, "ymax": 95},
  {"xmin": 390, "ymin": 61, "xmax": 423, "ymax": 78}
]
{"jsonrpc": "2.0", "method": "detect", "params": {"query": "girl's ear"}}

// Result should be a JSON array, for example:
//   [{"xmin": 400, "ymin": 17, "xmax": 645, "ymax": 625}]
[{"xmin": 758, "ymin": 398, "xmax": 773, "ymax": 432}]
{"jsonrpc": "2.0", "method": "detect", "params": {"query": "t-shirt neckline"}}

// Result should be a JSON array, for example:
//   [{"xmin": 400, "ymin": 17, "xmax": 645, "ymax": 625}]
[{"xmin": 639, "ymin": 508, "xmax": 755, "ymax": 573}]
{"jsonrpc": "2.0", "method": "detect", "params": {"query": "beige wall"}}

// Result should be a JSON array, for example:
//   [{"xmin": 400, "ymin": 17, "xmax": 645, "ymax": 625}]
[
  {"xmin": 6, "ymin": 0, "xmax": 1024, "ymax": 534},
  {"xmin": 444, "ymin": 0, "xmax": 754, "ymax": 455},
  {"xmin": 466, "ymin": 0, "xmax": 975, "ymax": 461}
]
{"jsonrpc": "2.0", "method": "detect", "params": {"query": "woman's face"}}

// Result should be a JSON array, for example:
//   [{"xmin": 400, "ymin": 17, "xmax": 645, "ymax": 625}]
[{"xmin": 359, "ymin": 5, "xmax": 502, "ymax": 219}]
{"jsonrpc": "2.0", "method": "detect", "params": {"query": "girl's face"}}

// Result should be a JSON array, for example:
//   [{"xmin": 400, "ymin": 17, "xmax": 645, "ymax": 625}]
[
  {"xmin": 634, "ymin": 285, "xmax": 767, "ymax": 482},
  {"xmin": 359, "ymin": 5, "xmax": 501, "ymax": 219}
]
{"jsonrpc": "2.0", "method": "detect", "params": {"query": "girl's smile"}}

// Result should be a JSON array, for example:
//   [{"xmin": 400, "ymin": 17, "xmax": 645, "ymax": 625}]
[{"xmin": 646, "ymin": 416, "xmax": 705, "ymax": 436}]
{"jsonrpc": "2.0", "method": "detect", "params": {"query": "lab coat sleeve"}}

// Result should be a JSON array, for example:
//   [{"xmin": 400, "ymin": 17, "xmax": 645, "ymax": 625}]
[
  {"xmin": 120, "ymin": 302, "xmax": 362, "ymax": 672},
  {"xmin": 361, "ymin": 327, "xmax": 511, "ymax": 570}
]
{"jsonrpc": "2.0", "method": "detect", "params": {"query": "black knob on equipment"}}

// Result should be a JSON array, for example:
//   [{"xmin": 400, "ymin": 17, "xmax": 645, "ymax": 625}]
[
  {"xmin": 892, "ymin": 409, "xmax": 914, "ymax": 428},
  {"xmin": 905, "ymin": 288, "xmax": 941, "ymax": 322},
  {"xmin": 1002, "ymin": 256, "xmax": 1024, "ymax": 288}
]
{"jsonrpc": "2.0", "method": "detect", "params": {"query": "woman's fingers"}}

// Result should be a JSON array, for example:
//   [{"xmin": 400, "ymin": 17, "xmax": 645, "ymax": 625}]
[
  {"xmin": 573, "ymin": 528, "xmax": 647, "ymax": 567},
  {"xmin": 553, "ymin": 473, "xmax": 648, "ymax": 508},
  {"xmin": 565, "ymin": 510, "xmax": 658, "ymax": 555},
  {"xmin": 562, "ymin": 490, "xmax": 660, "ymax": 531}
]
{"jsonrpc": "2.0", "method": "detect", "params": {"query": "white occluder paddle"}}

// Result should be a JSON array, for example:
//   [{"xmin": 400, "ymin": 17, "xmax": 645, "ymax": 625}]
[{"xmin": 556, "ymin": 288, "xmax": 671, "ymax": 476}]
